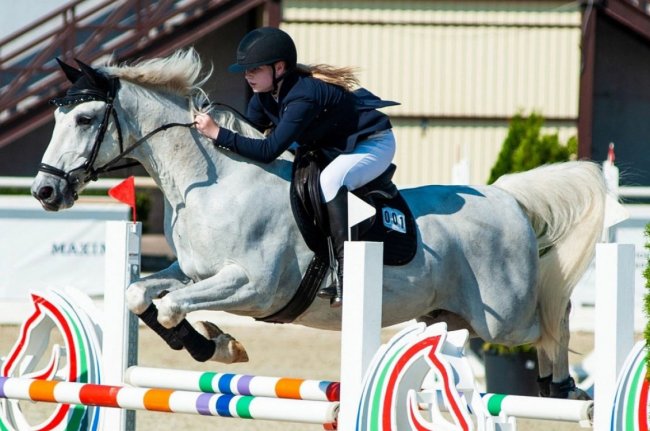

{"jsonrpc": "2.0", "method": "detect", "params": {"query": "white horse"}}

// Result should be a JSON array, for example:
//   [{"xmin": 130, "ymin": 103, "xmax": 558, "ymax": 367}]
[{"xmin": 32, "ymin": 50, "xmax": 605, "ymax": 399}]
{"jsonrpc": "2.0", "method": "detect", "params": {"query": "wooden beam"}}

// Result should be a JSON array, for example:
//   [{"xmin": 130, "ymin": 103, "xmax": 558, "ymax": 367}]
[
  {"xmin": 578, "ymin": 3, "xmax": 598, "ymax": 159},
  {"xmin": 601, "ymin": 0, "xmax": 650, "ymax": 43},
  {"xmin": 264, "ymin": 0, "xmax": 282, "ymax": 27}
]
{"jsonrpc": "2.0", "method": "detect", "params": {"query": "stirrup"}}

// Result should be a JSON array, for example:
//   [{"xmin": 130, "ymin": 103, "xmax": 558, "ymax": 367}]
[
  {"xmin": 317, "ymin": 285, "xmax": 337, "ymax": 299},
  {"xmin": 317, "ymin": 282, "xmax": 343, "ymax": 307},
  {"xmin": 330, "ymin": 292, "xmax": 342, "ymax": 308},
  {"xmin": 324, "ymin": 235, "xmax": 344, "ymax": 308},
  {"xmin": 329, "ymin": 275, "xmax": 343, "ymax": 308}
]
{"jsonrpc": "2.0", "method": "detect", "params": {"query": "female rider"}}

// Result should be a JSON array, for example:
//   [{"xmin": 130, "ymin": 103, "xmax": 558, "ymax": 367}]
[{"xmin": 195, "ymin": 27, "xmax": 397, "ymax": 307}]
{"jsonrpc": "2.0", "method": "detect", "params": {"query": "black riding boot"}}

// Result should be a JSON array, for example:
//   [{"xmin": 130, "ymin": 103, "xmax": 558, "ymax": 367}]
[{"xmin": 316, "ymin": 187, "xmax": 348, "ymax": 307}]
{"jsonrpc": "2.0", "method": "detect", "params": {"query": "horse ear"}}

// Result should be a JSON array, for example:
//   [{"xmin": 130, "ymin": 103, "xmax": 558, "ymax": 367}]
[
  {"xmin": 56, "ymin": 58, "xmax": 83, "ymax": 83},
  {"xmin": 74, "ymin": 58, "xmax": 102, "ymax": 85}
]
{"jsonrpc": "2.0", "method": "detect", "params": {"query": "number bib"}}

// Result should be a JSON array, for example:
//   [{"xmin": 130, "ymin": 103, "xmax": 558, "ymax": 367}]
[{"xmin": 382, "ymin": 206, "xmax": 407, "ymax": 234}]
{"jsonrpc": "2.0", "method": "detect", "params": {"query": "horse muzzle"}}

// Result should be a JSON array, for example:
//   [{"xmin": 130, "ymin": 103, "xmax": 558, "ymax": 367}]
[{"xmin": 31, "ymin": 175, "xmax": 77, "ymax": 211}]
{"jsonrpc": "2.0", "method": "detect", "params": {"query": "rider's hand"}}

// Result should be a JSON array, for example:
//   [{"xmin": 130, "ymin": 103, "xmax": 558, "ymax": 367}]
[{"xmin": 194, "ymin": 112, "xmax": 220, "ymax": 140}]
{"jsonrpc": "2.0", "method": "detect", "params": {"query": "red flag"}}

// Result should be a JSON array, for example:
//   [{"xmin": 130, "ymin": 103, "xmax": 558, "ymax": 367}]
[{"xmin": 108, "ymin": 176, "xmax": 137, "ymax": 222}]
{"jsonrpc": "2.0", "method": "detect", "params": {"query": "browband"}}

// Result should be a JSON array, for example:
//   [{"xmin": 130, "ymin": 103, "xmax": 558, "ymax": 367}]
[{"xmin": 50, "ymin": 71, "xmax": 120, "ymax": 107}]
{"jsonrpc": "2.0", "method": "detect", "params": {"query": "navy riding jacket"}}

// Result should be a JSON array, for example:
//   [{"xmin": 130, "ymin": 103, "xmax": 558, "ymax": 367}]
[{"xmin": 214, "ymin": 71, "xmax": 398, "ymax": 163}]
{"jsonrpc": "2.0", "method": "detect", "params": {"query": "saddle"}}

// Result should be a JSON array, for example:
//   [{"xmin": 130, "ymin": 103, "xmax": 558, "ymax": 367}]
[{"xmin": 257, "ymin": 147, "xmax": 417, "ymax": 323}]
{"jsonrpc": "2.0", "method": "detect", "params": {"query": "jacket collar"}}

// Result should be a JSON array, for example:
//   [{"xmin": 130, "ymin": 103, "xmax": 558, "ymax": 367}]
[{"xmin": 271, "ymin": 70, "xmax": 299, "ymax": 102}]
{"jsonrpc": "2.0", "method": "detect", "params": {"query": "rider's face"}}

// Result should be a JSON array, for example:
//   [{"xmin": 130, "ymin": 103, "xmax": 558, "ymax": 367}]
[
  {"xmin": 244, "ymin": 62, "xmax": 285, "ymax": 93},
  {"xmin": 245, "ymin": 65, "xmax": 274, "ymax": 93}
]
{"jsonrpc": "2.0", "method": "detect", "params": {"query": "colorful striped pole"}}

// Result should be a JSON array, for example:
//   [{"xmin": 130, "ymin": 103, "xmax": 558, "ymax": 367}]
[
  {"xmin": 0, "ymin": 376, "xmax": 338, "ymax": 425},
  {"xmin": 482, "ymin": 393, "xmax": 593, "ymax": 424},
  {"xmin": 418, "ymin": 390, "xmax": 593, "ymax": 425},
  {"xmin": 415, "ymin": 390, "xmax": 593, "ymax": 428},
  {"xmin": 124, "ymin": 366, "xmax": 340, "ymax": 402}
]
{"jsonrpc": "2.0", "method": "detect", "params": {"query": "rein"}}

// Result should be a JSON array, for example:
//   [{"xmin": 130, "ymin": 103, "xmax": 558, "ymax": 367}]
[
  {"xmin": 105, "ymin": 98, "xmax": 254, "ymax": 172},
  {"xmin": 97, "ymin": 121, "xmax": 195, "ymax": 174}
]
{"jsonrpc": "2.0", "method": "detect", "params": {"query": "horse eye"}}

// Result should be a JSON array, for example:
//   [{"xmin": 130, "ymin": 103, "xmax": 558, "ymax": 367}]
[{"xmin": 76, "ymin": 115, "xmax": 93, "ymax": 126}]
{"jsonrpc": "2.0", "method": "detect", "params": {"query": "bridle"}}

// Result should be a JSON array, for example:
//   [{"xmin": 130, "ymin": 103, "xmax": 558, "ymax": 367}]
[{"xmin": 39, "ymin": 75, "xmax": 194, "ymax": 191}]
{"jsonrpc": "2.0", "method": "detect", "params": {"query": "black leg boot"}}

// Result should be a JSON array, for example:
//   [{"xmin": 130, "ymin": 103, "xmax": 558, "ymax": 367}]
[{"xmin": 316, "ymin": 187, "xmax": 348, "ymax": 308}]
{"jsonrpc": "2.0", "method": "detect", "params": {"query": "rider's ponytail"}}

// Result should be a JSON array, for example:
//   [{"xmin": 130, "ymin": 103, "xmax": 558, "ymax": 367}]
[{"xmin": 295, "ymin": 64, "xmax": 360, "ymax": 92}]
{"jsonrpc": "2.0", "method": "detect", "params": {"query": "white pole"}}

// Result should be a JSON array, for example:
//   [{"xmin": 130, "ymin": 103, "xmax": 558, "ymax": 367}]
[
  {"xmin": 593, "ymin": 243, "xmax": 635, "ymax": 430},
  {"xmin": 338, "ymin": 241, "xmax": 383, "ymax": 431},
  {"xmin": 102, "ymin": 221, "xmax": 141, "ymax": 431},
  {"xmin": 481, "ymin": 394, "xmax": 592, "ymax": 423}
]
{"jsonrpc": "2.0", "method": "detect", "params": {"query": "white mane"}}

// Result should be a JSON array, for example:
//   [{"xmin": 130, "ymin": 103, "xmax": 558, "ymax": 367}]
[
  {"xmin": 103, "ymin": 49, "xmax": 262, "ymax": 139},
  {"xmin": 103, "ymin": 49, "xmax": 206, "ymax": 97},
  {"xmin": 212, "ymin": 109, "xmax": 264, "ymax": 139}
]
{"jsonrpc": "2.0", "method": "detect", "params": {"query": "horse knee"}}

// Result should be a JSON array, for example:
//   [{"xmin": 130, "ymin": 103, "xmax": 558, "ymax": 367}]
[
  {"xmin": 157, "ymin": 295, "xmax": 186, "ymax": 328},
  {"xmin": 126, "ymin": 282, "xmax": 151, "ymax": 315}
]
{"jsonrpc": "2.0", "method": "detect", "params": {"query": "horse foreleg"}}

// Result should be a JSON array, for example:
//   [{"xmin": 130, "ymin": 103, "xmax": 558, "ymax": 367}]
[
  {"xmin": 156, "ymin": 263, "xmax": 253, "ymax": 363},
  {"xmin": 126, "ymin": 261, "xmax": 191, "ymax": 351},
  {"xmin": 126, "ymin": 261, "xmax": 191, "ymax": 313}
]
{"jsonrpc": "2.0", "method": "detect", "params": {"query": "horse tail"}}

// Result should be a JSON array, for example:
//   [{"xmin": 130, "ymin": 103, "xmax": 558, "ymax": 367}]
[{"xmin": 493, "ymin": 161, "xmax": 606, "ymax": 359}]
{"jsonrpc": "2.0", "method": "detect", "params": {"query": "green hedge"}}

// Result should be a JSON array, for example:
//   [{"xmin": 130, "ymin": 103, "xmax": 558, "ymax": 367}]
[{"xmin": 487, "ymin": 112, "xmax": 577, "ymax": 184}]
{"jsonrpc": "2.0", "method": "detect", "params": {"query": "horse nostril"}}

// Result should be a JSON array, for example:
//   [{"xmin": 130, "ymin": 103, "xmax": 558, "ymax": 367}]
[{"xmin": 37, "ymin": 186, "xmax": 54, "ymax": 200}]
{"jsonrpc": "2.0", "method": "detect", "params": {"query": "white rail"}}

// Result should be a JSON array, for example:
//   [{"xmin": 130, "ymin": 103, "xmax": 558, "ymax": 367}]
[
  {"xmin": 3, "ymin": 178, "xmax": 648, "ymax": 197},
  {"xmin": 0, "ymin": 176, "xmax": 158, "ymax": 190},
  {"xmin": 617, "ymin": 186, "xmax": 650, "ymax": 198}
]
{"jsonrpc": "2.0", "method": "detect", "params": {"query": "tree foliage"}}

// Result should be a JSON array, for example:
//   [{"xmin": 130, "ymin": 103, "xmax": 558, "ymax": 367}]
[{"xmin": 487, "ymin": 112, "xmax": 577, "ymax": 184}]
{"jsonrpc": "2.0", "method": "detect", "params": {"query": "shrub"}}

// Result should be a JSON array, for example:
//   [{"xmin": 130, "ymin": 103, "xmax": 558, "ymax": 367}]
[{"xmin": 487, "ymin": 112, "xmax": 576, "ymax": 184}]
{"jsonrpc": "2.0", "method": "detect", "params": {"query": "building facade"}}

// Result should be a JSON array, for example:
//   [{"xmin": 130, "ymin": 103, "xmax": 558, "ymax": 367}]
[
  {"xmin": 1, "ymin": 1, "xmax": 586, "ymax": 188},
  {"xmin": 282, "ymin": 1, "xmax": 582, "ymax": 185}
]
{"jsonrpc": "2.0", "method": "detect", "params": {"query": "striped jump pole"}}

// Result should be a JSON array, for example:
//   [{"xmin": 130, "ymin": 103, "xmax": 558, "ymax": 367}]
[
  {"xmin": 0, "ymin": 376, "xmax": 338, "ymax": 426},
  {"xmin": 124, "ymin": 366, "xmax": 340, "ymax": 402},
  {"xmin": 127, "ymin": 367, "xmax": 594, "ymax": 425},
  {"xmin": 481, "ymin": 393, "xmax": 592, "ymax": 425},
  {"xmin": 416, "ymin": 390, "xmax": 593, "ymax": 428}
]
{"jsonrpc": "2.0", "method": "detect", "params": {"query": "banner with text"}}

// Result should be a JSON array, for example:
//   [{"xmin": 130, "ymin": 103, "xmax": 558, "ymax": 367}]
[{"xmin": 0, "ymin": 197, "xmax": 129, "ymax": 300}]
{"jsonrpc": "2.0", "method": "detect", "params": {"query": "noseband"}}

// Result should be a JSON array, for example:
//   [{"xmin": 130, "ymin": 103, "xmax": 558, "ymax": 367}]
[{"xmin": 40, "ymin": 76, "xmax": 194, "ymax": 190}]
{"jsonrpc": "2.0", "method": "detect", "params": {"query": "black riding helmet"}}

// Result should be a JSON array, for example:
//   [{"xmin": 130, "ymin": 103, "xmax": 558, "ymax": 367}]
[{"xmin": 228, "ymin": 27, "xmax": 297, "ymax": 73}]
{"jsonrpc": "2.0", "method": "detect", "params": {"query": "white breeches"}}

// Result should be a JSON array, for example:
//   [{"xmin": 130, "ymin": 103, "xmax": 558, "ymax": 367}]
[{"xmin": 320, "ymin": 129, "xmax": 396, "ymax": 202}]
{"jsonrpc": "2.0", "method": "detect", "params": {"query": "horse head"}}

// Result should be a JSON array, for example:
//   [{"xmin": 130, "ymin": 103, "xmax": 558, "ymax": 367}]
[
  {"xmin": 32, "ymin": 59, "xmax": 124, "ymax": 211},
  {"xmin": 32, "ymin": 50, "xmax": 218, "ymax": 213}
]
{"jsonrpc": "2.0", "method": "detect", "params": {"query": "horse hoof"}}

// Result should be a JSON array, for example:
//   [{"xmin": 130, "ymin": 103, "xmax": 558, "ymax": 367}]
[
  {"xmin": 550, "ymin": 376, "xmax": 592, "ymax": 400},
  {"xmin": 565, "ymin": 387, "xmax": 592, "ymax": 400},
  {"xmin": 228, "ymin": 340, "xmax": 249, "ymax": 363},
  {"xmin": 193, "ymin": 321, "xmax": 249, "ymax": 364}
]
